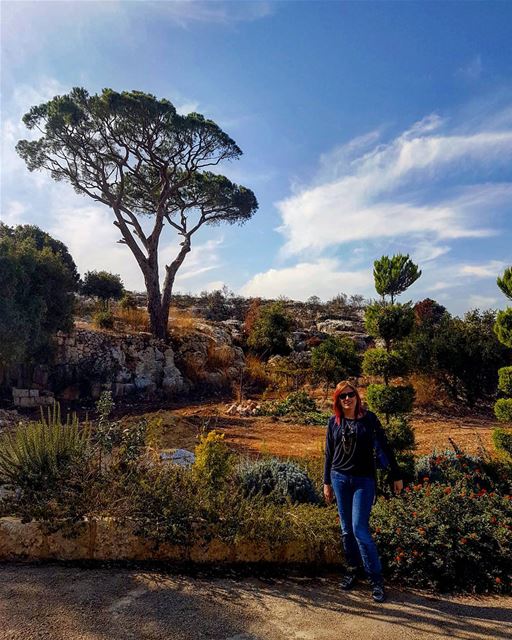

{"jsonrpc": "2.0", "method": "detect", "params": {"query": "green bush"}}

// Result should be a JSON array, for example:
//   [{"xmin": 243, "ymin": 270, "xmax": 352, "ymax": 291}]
[
  {"xmin": 0, "ymin": 405, "xmax": 90, "ymax": 491},
  {"xmin": 495, "ymin": 398, "xmax": 512, "ymax": 423},
  {"xmin": 364, "ymin": 302, "xmax": 415, "ymax": 348},
  {"xmin": 385, "ymin": 416, "xmax": 416, "ymax": 452},
  {"xmin": 371, "ymin": 482, "xmax": 512, "ymax": 592},
  {"xmin": 362, "ymin": 348, "xmax": 407, "ymax": 383},
  {"xmin": 256, "ymin": 391, "xmax": 330, "ymax": 424},
  {"xmin": 119, "ymin": 292, "xmax": 138, "ymax": 310},
  {"xmin": 415, "ymin": 450, "xmax": 498, "ymax": 493},
  {"xmin": 311, "ymin": 335, "xmax": 362, "ymax": 388},
  {"xmin": 247, "ymin": 301, "xmax": 293, "ymax": 357},
  {"xmin": 494, "ymin": 308, "xmax": 512, "ymax": 349},
  {"xmin": 492, "ymin": 428, "xmax": 512, "ymax": 458},
  {"xmin": 238, "ymin": 457, "xmax": 319, "ymax": 505},
  {"xmin": 498, "ymin": 366, "xmax": 512, "ymax": 396},
  {"xmin": 193, "ymin": 431, "xmax": 233, "ymax": 492},
  {"xmin": 93, "ymin": 310, "xmax": 114, "ymax": 329},
  {"xmin": 366, "ymin": 383, "xmax": 415, "ymax": 417}
]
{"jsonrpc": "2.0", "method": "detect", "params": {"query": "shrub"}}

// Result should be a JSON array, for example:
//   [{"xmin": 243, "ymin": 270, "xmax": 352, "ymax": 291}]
[
  {"xmin": 498, "ymin": 366, "xmax": 512, "ymax": 396},
  {"xmin": 492, "ymin": 428, "xmax": 512, "ymax": 458},
  {"xmin": 495, "ymin": 399, "xmax": 512, "ymax": 423},
  {"xmin": 371, "ymin": 482, "xmax": 512, "ymax": 592},
  {"xmin": 362, "ymin": 348, "xmax": 407, "ymax": 383},
  {"xmin": 364, "ymin": 303, "xmax": 415, "ymax": 349},
  {"xmin": 238, "ymin": 457, "xmax": 319, "ymax": 504},
  {"xmin": 193, "ymin": 431, "xmax": 233, "ymax": 491},
  {"xmin": 494, "ymin": 308, "xmax": 512, "ymax": 349},
  {"xmin": 385, "ymin": 416, "xmax": 416, "ymax": 452},
  {"xmin": 415, "ymin": 450, "xmax": 498, "ymax": 493},
  {"xmin": 0, "ymin": 405, "xmax": 90, "ymax": 491},
  {"xmin": 310, "ymin": 335, "xmax": 361, "ymax": 388},
  {"xmin": 366, "ymin": 384, "xmax": 415, "ymax": 417},
  {"xmin": 247, "ymin": 301, "xmax": 293, "ymax": 357},
  {"xmin": 93, "ymin": 310, "xmax": 114, "ymax": 329},
  {"xmin": 119, "ymin": 292, "xmax": 138, "ymax": 310},
  {"xmin": 81, "ymin": 270, "xmax": 124, "ymax": 309},
  {"xmin": 256, "ymin": 390, "xmax": 330, "ymax": 424}
]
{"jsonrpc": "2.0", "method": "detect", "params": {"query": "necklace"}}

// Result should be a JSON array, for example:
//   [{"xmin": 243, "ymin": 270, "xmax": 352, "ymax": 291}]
[{"xmin": 341, "ymin": 417, "xmax": 357, "ymax": 455}]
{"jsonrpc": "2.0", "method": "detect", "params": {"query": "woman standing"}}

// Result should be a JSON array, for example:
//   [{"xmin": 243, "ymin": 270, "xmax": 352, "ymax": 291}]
[{"xmin": 323, "ymin": 380, "xmax": 403, "ymax": 603}]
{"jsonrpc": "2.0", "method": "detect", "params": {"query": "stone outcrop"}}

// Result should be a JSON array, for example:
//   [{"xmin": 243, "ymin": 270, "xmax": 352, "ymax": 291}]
[{"xmin": 51, "ymin": 329, "xmax": 186, "ymax": 400}]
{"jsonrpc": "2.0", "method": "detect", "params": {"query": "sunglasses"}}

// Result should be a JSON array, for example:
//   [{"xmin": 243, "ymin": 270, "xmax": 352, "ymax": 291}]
[{"xmin": 339, "ymin": 391, "xmax": 356, "ymax": 400}]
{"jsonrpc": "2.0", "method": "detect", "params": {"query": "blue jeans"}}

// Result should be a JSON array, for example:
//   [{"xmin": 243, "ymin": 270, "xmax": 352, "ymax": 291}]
[{"xmin": 331, "ymin": 470, "xmax": 383, "ymax": 584}]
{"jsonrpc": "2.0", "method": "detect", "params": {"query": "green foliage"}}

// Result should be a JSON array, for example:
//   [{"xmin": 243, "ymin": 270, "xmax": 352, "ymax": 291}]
[
  {"xmin": 93, "ymin": 309, "xmax": 114, "ymax": 329},
  {"xmin": 119, "ymin": 292, "xmax": 138, "ymax": 310},
  {"xmin": 247, "ymin": 301, "xmax": 293, "ymax": 356},
  {"xmin": 255, "ymin": 391, "xmax": 330, "ymax": 424},
  {"xmin": 82, "ymin": 270, "xmax": 124, "ymax": 306},
  {"xmin": 193, "ymin": 431, "xmax": 233, "ymax": 492},
  {"xmin": 238, "ymin": 457, "xmax": 319, "ymax": 504},
  {"xmin": 492, "ymin": 428, "xmax": 512, "ymax": 457},
  {"xmin": 0, "ymin": 404, "xmax": 90, "ymax": 492},
  {"xmin": 364, "ymin": 302, "xmax": 415, "ymax": 348},
  {"xmin": 415, "ymin": 450, "xmax": 499, "ymax": 493},
  {"xmin": 494, "ymin": 307, "xmax": 512, "ymax": 349},
  {"xmin": 497, "ymin": 266, "xmax": 512, "ymax": 301},
  {"xmin": 410, "ymin": 310, "xmax": 509, "ymax": 406},
  {"xmin": 385, "ymin": 416, "xmax": 416, "ymax": 452},
  {"xmin": 497, "ymin": 366, "xmax": 512, "ymax": 396},
  {"xmin": 362, "ymin": 348, "xmax": 407, "ymax": 383},
  {"xmin": 0, "ymin": 224, "xmax": 77, "ymax": 366},
  {"xmin": 366, "ymin": 383, "xmax": 415, "ymax": 417},
  {"xmin": 373, "ymin": 254, "xmax": 421, "ymax": 303},
  {"xmin": 310, "ymin": 335, "xmax": 362, "ymax": 387},
  {"xmin": 495, "ymin": 399, "xmax": 512, "ymax": 423},
  {"xmin": 371, "ymin": 482, "xmax": 512, "ymax": 592}
]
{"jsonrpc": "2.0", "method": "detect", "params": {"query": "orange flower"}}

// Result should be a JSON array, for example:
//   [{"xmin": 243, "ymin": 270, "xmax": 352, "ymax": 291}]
[
  {"xmin": 422, "ymin": 476, "xmax": 429, "ymax": 483},
  {"xmin": 459, "ymin": 538, "xmax": 467, "ymax": 545},
  {"xmin": 412, "ymin": 511, "xmax": 417, "ymax": 518},
  {"xmin": 495, "ymin": 577, "xmax": 502, "ymax": 584},
  {"xmin": 444, "ymin": 486, "xmax": 452, "ymax": 495},
  {"xmin": 375, "ymin": 526, "xmax": 381, "ymax": 533},
  {"xmin": 418, "ymin": 527, "xmax": 426, "ymax": 535},
  {"xmin": 395, "ymin": 528, "xmax": 401, "ymax": 535}
]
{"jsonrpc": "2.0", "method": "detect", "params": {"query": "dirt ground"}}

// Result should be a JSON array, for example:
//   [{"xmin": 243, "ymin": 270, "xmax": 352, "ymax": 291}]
[
  {"xmin": 0, "ymin": 565, "xmax": 510, "ymax": 640},
  {"xmin": 120, "ymin": 401, "xmax": 500, "ymax": 460}
]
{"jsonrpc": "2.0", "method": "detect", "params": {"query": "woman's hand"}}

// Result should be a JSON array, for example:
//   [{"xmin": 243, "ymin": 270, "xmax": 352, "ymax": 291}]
[
  {"xmin": 323, "ymin": 484, "xmax": 334, "ymax": 504},
  {"xmin": 393, "ymin": 480, "xmax": 403, "ymax": 494}
]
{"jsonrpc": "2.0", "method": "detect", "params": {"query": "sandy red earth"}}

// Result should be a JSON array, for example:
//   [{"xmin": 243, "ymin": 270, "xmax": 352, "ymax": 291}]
[{"xmin": 120, "ymin": 400, "xmax": 501, "ymax": 460}]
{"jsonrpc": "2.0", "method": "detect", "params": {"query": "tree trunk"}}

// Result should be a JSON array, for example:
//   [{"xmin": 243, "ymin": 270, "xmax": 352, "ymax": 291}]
[{"xmin": 144, "ymin": 263, "xmax": 168, "ymax": 341}]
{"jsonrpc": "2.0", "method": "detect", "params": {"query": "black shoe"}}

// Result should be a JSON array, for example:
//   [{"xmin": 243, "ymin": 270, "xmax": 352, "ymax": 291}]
[
  {"xmin": 340, "ymin": 572, "xmax": 358, "ymax": 590},
  {"xmin": 371, "ymin": 582, "xmax": 385, "ymax": 602}
]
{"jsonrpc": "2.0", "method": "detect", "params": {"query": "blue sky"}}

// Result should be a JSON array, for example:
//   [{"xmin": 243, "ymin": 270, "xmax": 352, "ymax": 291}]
[{"xmin": 2, "ymin": 0, "xmax": 512, "ymax": 315}]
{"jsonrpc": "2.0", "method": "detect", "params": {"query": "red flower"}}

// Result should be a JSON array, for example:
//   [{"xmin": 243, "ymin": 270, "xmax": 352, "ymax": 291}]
[
  {"xmin": 412, "ymin": 511, "xmax": 417, "ymax": 518},
  {"xmin": 422, "ymin": 476, "xmax": 429, "ymax": 483},
  {"xmin": 405, "ymin": 486, "xmax": 411, "ymax": 493},
  {"xmin": 495, "ymin": 577, "xmax": 502, "ymax": 584},
  {"xmin": 490, "ymin": 516, "xmax": 497, "ymax": 524},
  {"xmin": 444, "ymin": 486, "xmax": 452, "ymax": 495},
  {"xmin": 459, "ymin": 538, "xmax": 467, "ymax": 545}
]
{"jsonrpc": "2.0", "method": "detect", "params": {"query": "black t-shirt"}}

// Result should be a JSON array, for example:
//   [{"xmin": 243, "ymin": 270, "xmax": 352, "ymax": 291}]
[{"xmin": 323, "ymin": 410, "xmax": 401, "ymax": 483}]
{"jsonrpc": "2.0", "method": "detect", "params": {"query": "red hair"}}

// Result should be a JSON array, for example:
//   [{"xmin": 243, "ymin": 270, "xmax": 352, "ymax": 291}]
[{"xmin": 333, "ymin": 380, "xmax": 365, "ymax": 425}]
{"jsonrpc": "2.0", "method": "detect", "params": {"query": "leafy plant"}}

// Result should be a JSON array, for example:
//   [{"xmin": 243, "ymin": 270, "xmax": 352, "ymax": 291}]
[
  {"xmin": 247, "ymin": 301, "xmax": 293, "ymax": 357},
  {"xmin": 492, "ymin": 428, "xmax": 512, "ymax": 458},
  {"xmin": 238, "ymin": 457, "xmax": 319, "ymax": 504},
  {"xmin": 310, "ymin": 335, "xmax": 361, "ymax": 388},
  {"xmin": 93, "ymin": 309, "xmax": 114, "ymax": 329},
  {"xmin": 362, "ymin": 348, "xmax": 407, "ymax": 384}
]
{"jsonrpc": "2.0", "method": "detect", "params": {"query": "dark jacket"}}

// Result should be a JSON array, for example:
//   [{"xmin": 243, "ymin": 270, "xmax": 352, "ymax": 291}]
[{"xmin": 323, "ymin": 410, "xmax": 402, "ymax": 484}]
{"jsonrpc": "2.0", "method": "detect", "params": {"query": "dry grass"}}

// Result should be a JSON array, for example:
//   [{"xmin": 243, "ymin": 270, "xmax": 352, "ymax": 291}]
[
  {"xmin": 168, "ymin": 307, "xmax": 200, "ymax": 336},
  {"xmin": 410, "ymin": 373, "xmax": 452, "ymax": 410},
  {"xmin": 114, "ymin": 307, "xmax": 150, "ymax": 333},
  {"xmin": 244, "ymin": 354, "xmax": 272, "ymax": 390}
]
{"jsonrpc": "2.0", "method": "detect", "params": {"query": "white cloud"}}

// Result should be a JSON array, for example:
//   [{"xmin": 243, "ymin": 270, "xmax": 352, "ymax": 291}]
[
  {"xmin": 1, "ymin": 200, "xmax": 28, "ymax": 225},
  {"xmin": 153, "ymin": 1, "xmax": 274, "ymax": 27},
  {"xmin": 276, "ymin": 116, "xmax": 512, "ymax": 257},
  {"xmin": 468, "ymin": 294, "xmax": 498, "ymax": 309},
  {"xmin": 240, "ymin": 259, "xmax": 373, "ymax": 300},
  {"xmin": 459, "ymin": 260, "xmax": 507, "ymax": 278}
]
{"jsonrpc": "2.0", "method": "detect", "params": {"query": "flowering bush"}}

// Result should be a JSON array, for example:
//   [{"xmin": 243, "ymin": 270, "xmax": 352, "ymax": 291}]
[{"xmin": 371, "ymin": 481, "xmax": 512, "ymax": 592}]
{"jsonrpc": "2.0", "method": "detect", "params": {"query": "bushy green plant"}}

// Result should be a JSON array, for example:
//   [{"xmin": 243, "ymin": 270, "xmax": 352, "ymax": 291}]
[
  {"xmin": 492, "ymin": 428, "xmax": 512, "ymax": 458},
  {"xmin": 193, "ymin": 430, "xmax": 233, "ymax": 492},
  {"xmin": 364, "ymin": 302, "xmax": 415, "ymax": 349},
  {"xmin": 247, "ymin": 301, "xmax": 293, "ymax": 357},
  {"xmin": 0, "ymin": 404, "xmax": 90, "ymax": 491},
  {"xmin": 495, "ymin": 399, "xmax": 512, "ymax": 423},
  {"xmin": 373, "ymin": 254, "xmax": 422, "ymax": 304},
  {"xmin": 362, "ymin": 348, "xmax": 407, "ymax": 383},
  {"xmin": 93, "ymin": 309, "xmax": 114, "ymax": 329},
  {"xmin": 371, "ymin": 482, "xmax": 512, "ymax": 592},
  {"xmin": 366, "ymin": 384, "xmax": 415, "ymax": 417},
  {"xmin": 494, "ymin": 308, "xmax": 512, "ymax": 349},
  {"xmin": 415, "ymin": 450, "xmax": 498, "ymax": 493},
  {"xmin": 311, "ymin": 335, "xmax": 361, "ymax": 388},
  {"xmin": 498, "ymin": 366, "xmax": 512, "ymax": 396},
  {"xmin": 238, "ymin": 457, "xmax": 319, "ymax": 504},
  {"xmin": 385, "ymin": 416, "xmax": 416, "ymax": 452},
  {"xmin": 255, "ymin": 391, "xmax": 330, "ymax": 424}
]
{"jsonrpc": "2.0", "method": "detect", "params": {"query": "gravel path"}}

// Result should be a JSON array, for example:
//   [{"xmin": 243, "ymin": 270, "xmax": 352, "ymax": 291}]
[{"xmin": 0, "ymin": 565, "xmax": 511, "ymax": 640}]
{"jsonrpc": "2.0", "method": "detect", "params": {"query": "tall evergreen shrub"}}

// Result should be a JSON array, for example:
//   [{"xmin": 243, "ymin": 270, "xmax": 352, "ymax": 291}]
[{"xmin": 493, "ymin": 267, "xmax": 512, "ymax": 432}]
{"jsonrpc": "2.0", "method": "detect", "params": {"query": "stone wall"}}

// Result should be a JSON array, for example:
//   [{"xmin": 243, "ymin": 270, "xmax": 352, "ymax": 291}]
[{"xmin": 0, "ymin": 517, "xmax": 342, "ymax": 565}]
